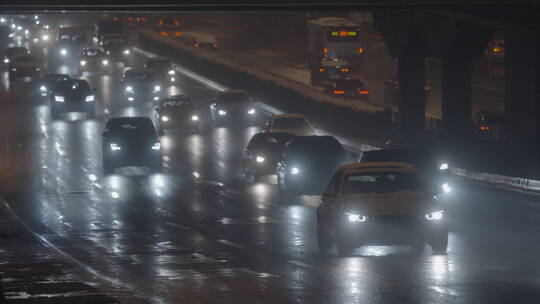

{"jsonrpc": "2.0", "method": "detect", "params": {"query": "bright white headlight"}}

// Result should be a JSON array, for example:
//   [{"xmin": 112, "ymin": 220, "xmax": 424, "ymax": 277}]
[
  {"xmin": 161, "ymin": 116, "xmax": 169, "ymax": 122},
  {"xmin": 439, "ymin": 163, "xmax": 449, "ymax": 170},
  {"xmin": 218, "ymin": 110, "xmax": 227, "ymax": 116},
  {"xmin": 102, "ymin": 59, "xmax": 109, "ymax": 65},
  {"xmin": 123, "ymin": 49, "xmax": 130, "ymax": 55},
  {"xmin": 442, "ymin": 183, "xmax": 451, "ymax": 193},
  {"xmin": 191, "ymin": 115, "xmax": 199, "ymax": 121},
  {"xmin": 125, "ymin": 86, "xmax": 133, "ymax": 92},
  {"xmin": 152, "ymin": 142, "xmax": 161, "ymax": 150},
  {"xmin": 346, "ymin": 212, "xmax": 366, "ymax": 222},
  {"xmin": 290, "ymin": 167, "xmax": 299, "ymax": 175},
  {"xmin": 40, "ymin": 85, "xmax": 46, "ymax": 92},
  {"xmin": 168, "ymin": 70, "xmax": 175, "ymax": 75},
  {"xmin": 153, "ymin": 85, "xmax": 161, "ymax": 92},
  {"xmin": 127, "ymin": 97, "xmax": 134, "ymax": 101},
  {"xmin": 42, "ymin": 34, "xmax": 49, "ymax": 41},
  {"xmin": 110, "ymin": 143, "xmax": 121, "ymax": 151},
  {"xmin": 425, "ymin": 210, "xmax": 444, "ymax": 221},
  {"xmin": 256, "ymin": 156, "xmax": 265, "ymax": 163},
  {"xmin": 60, "ymin": 49, "xmax": 67, "ymax": 55},
  {"xmin": 80, "ymin": 60, "xmax": 86, "ymax": 66},
  {"xmin": 24, "ymin": 29, "xmax": 29, "ymax": 34},
  {"xmin": 3, "ymin": 58, "xmax": 8, "ymax": 63},
  {"xmin": 54, "ymin": 96, "xmax": 64, "ymax": 102},
  {"xmin": 85, "ymin": 95, "xmax": 94, "ymax": 102},
  {"xmin": 170, "ymin": 77, "xmax": 175, "ymax": 82},
  {"xmin": 247, "ymin": 108, "xmax": 256, "ymax": 115}
]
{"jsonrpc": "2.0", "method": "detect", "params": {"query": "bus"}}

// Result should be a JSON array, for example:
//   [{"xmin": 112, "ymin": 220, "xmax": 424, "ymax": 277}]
[{"xmin": 307, "ymin": 17, "xmax": 366, "ymax": 68}]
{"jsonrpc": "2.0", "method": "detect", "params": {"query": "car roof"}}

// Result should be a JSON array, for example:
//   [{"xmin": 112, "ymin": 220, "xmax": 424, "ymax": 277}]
[
  {"xmin": 125, "ymin": 68, "xmax": 154, "ymax": 75},
  {"xmin": 220, "ymin": 89, "xmax": 247, "ymax": 95},
  {"xmin": 270, "ymin": 113, "xmax": 307, "ymax": 120},
  {"xmin": 147, "ymin": 56, "xmax": 169, "ymax": 61},
  {"xmin": 341, "ymin": 162, "xmax": 417, "ymax": 174}
]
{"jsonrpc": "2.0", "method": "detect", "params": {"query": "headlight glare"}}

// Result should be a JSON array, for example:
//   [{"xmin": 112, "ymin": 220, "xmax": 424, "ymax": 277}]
[
  {"xmin": 102, "ymin": 59, "xmax": 109, "ymax": 65},
  {"xmin": 191, "ymin": 115, "xmax": 199, "ymax": 121},
  {"xmin": 153, "ymin": 85, "xmax": 161, "ymax": 92},
  {"xmin": 256, "ymin": 156, "xmax": 265, "ymax": 163},
  {"xmin": 123, "ymin": 49, "xmax": 130, "ymax": 55},
  {"xmin": 54, "ymin": 96, "xmax": 64, "ymax": 102},
  {"xmin": 80, "ymin": 60, "xmax": 86, "ymax": 66},
  {"xmin": 60, "ymin": 49, "xmax": 67, "ymax": 55},
  {"xmin": 161, "ymin": 116, "xmax": 169, "ymax": 122},
  {"xmin": 439, "ymin": 163, "xmax": 449, "ymax": 170},
  {"xmin": 345, "ymin": 212, "xmax": 366, "ymax": 222},
  {"xmin": 152, "ymin": 142, "xmax": 161, "ymax": 150},
  {"xmin": 290, "ymin": 167, "xmax": 299, "ymax": 175},
  {"xmin": 218, "ymin": 110, "xmax": 227, "ymax": 116},
  {"xmin": 425, "ymin": 210, "xmax": 444, "ymax": 221},
  {"xmin": 168, "ymin": 70, "xmax": 175, "ymax": 75},
  {"xmin": 247, "ymin": 108, "xmax": 256, "ymax": 115},
  {"xmin": 85, "ymin": 95, "xmax": 94, "ymax": 102},
  {"xmin": 125, "ymin": 86, "xmax": 133, "ymax": 92},
  {"xmin": 40, "ymin": 85, "xmax": 47, "ymax": 92},
  {"xmin": 110, "ymin": 143, "xmax": 121, "ymax": 151}
]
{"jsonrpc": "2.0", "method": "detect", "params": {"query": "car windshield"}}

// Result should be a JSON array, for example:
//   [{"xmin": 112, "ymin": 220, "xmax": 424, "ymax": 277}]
[
  {"xmin": 248, "ymin": 133, "xmax": 294, "ymax": 150},
  {"xmin": 273, "ymin": 117, "xmax": 308, "ymax": 129},
  {"xmin": 126, "ymin": 71, "xmax": 153, "ymax": 81},
  {"xmin": 6, "ymin": 48, "xmax": 27, "ymax": 56},
  {"xmin": 342, "ymin": 171, "xmax": 423, "ymax": 194},
  {"xmin": 58, "ymin": 80, "xmax": 90, "ymax": 91},
  {"xmin": 147, "ymin": 60, "xmax": 171, "ymax": 69},
  {"xmin": 217, "ymin": 92, "xmax": 249, "ymax": 103},
  {"xmin": 109, "ymin": 119, "xmax": 155, "ymax": 136},
  {"xmin": 82, "ymin": 49, "xmax": 103, "ymax": 56}
]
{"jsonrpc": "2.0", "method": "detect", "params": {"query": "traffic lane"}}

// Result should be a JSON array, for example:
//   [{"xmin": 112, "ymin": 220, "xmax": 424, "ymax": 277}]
[{"xmin": 3, "ymin": 41, "xmax": 540, "ymax": 302}]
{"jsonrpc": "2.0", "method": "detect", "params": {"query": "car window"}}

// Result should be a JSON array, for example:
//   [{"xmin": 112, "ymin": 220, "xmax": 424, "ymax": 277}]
[
  {"xmin": 216, "ymin": 92, "xmax": 249, "ymax": 103},
  {"xmin": 342, "ymin": 171, "xmax": 423, "ymax": 194},
  {"xmin": 273, "ymin": 118, "xmax": 308, "ymax": 129}
]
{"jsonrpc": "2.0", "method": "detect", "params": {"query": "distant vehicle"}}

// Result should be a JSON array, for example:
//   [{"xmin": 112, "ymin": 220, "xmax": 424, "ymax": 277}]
[
  {"xmin": 359, "ymin": 148, "xmax": 451, "ymax": 194},
  {"xmin": 277, "ymin": 135, "xmax": 349, "ymax": 203},
  {"xmin": 55, "ymin": 26, "xmax": 89, "ymax": 59},
  {"xmin": 78, "ymin": 47, "xmax": 110, "ymax": 74},
  {"xmin": 472, "ymin": 111, "xmax": 505, "ymax": 143},
  {"xmin": 263, "ymin": 113, "xmax": 316, "ymax": 136},
  {"xmin": 316, "ymin": 162, "xmax": 448, "ymax": 256},
  {"xmin": 310, "ymin": 58, "xmax": 350, "ymax": 86},
  {"xmin": 307, "ymin": 17, "xmax": 366, "ymax": 68},
  {"xmin": 144, "ymin": 56, "xmax": 175, "ymax": 83},
  {"xmin": 8, "ymin": 54, "xmax": 40, "ymax": 82},
  {"xmin": 100, "ymin": 34, "xmax": 131, "ymax": 65},
  {"xmin": 155, "ymin": 17, "xmax": 182, "ymax": 38},
  {"xmin": 194, "ymin": 35, "xmax": 218, "ymax": 49},
  {"xmin": 122, "ymin": 68, "xmax": 162, "ymax": 103},
  {"xmin": 39, "ymin": 73, "xmax": 69, "ymax": 97},
  {"xmin": 209, "ymin": 89, "xmax": 258, "ymax": 126},
  {"xmin": 94, "ymin": 19, "xmax": 126, "ymax": 44},
  {"xmin": 154, "ymin": 95, "xmax": 201, "ymax": 132},
  {"xmin": 243, "ymin": 132, "xmax": 295, "ymax": 183},
  {"xmin": 50, "ymin": 79, "xmax": 96, "ymax": 119},
  {"xmin": 102, "ymin": 117, "xmax": 163, "ymax": 175},
  {"xmin": 3, "ymin": 46, "xmax": 29, "ymax": 64},
  {"xmin": 384, "ymin": 77, "xmax": 431, "ymax": 106},
  {"xmin": 329, "ymin": 78, "xmax": 370, "ymax": 100}
]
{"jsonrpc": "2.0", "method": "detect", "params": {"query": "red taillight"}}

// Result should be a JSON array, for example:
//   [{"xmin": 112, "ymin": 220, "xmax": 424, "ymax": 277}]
[
  {"xmin": 128, "ymin": 17, "xmax": 133, "ymax": 21},
  {"xmin": 160, "ymin": 31, "xmax": 168, "ymax": 36},
  {"xmin": 480, "ymin": 125, "xmax": 491, "ymax": 131},
  {"xmin": 214, "ymin": 43, "xmax": 219, "ymax": 48},
  {"xmin": 424, "ymin": 85, "xmax": 431, "ymax": 91},
  {"xmin": 358, "ymin": 90, "xmax": 369, "ymax": 95},
  {"xmin": 333, "ymin": 90, "xmax": 345, "ymax": 95},
  {"xmin": 323, "ymin": 48, "xmax": 328, "ymax": 54},
  {"xmin": 319, "ymin": 68, "xmax": 325, "ymax": 72},
  {"xmin": 195, "ymin": 43, "xmax": 199, "ymax": 47},
  {"xmin": 173, "ymin": 32, "xmax": 182, "ymax": 37},
  {"xmin": 358, "ymin": 48, "xmax": 365, "ymax": 54},
  {"xmin": 341, "ymin": 68, "xmax": 349, "ymax": 72}
]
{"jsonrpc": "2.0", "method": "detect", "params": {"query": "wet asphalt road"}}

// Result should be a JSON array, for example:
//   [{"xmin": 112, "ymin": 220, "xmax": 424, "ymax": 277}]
[{"xmin": 1, "ymin": 37, "xmax": 540, "ymax": 304}]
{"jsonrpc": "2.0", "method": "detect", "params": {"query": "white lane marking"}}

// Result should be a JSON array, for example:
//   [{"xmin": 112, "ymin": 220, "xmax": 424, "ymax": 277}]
[
  {"xmin": 215, "ymin": 239, "xmax": 246, "ymax": 249},
  {"xmin": 165, "ymin": 221, "xmax": 191, "ymax": 231}
]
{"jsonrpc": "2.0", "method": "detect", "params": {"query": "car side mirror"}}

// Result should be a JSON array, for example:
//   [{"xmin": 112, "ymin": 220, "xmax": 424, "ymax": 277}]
[{"xmin": 158, "ymin": 130, "xmax": 165, "ymax": 137}]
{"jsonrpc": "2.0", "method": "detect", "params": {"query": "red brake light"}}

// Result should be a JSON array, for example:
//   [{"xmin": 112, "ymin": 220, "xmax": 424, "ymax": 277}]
[
  {"xmin": 341, "ymin": 68, "xmax": 349, "ymax": 72},
  {"xmin": 160, "ymin": 31, "xmax": 168, "ymax": 36},
  {"xmin": 323, "ymin": 48, "xmax": 328, "ymax": 54},
  {"xmin": 319, "ymin": 68, "xmax": 325, "ymax": 72},
  {"xmin": 358, "ymin": 90, "xmax": 369, "ymax": 95},
  {"xmin": 358, "ymin": 48, "xmax": 365, "ymax": 54},
  {"xmin": 480, "ymin": 125, "xmax": 491, "ymax": 131},
  {"xmin": 333, "ymin": 90, "xmax": 345, "ymax": 95}
]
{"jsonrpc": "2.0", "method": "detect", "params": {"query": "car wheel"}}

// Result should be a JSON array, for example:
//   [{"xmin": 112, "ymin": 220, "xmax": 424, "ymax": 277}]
[
  {"xmin": 103, "ymin": 158, "xmax": 114, "ymax": 175},
  {"xmin": 429, "ymin": 233, "xmax": 448, "ymax": 254},
  {"xmin": 317, "ymin": 229, "xmax": 333, "ymax": 255},
  {"xmin": 336, "ymin": 238, "xmax": 354, "ymax": 256}
]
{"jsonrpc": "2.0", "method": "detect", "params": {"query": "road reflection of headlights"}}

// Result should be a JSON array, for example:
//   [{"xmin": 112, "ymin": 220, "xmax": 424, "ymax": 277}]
[
  {"xmin": 191, "ymin": 115, "xmax": 199, "ymax": 121},
  {"xmin": 80, "ymin": 60, "xmax": 86, "ymax": 66},
  {"xmin": 425, "ymin": 210, "xmax": 444, "ymax": 221},
  {"xmin": 152, "ymin": 142, "xmax": 161, "ymax": 150},
  {"xmin": 290, "ymin": 167, "xmax": 299, "ymax": 175},
  {"xmin": 256, "ymin": 156, "xmax": 265, "ymax": 163},
  {"xmin": 60, "ymin": 49, "xmax": 67, "ymax": 56},
  {"xmin": 54, "ymin": 96, "xmax": 64, "ymax": 102},
  {"xmin": 247, "ymin": 108, "xmax": 256, "ymax": 115},
  {"xmin": 345, "ymin": 212, "xmax": 366, "ymax": 222},
  {"xmin": 110, "ymin": 143, "xmax": 121, "ymax": 151},
  {"xmin": 102, "ymin": 59, "xmax": 109, "ymax": 65},
  {"xmin": 442, "ymin": 183, "xmax": 451, "ymax": 193},
  {"xmin": 85, "ymin": 95, "xmax": 94, "ymax": 102},
  {"xmin": 218, "ymin": 110, "xmax": 227, "ymax": 116},
  {"xmin": 439, "ymin": 163, "xmax": 449, "ymax": 170},
  {"xmin": 168, "ymin": 70, "xmax": 175, "ymax": 75},
  {"xmin": 125, "ymin": 86, "xmax": 133, "ymax": 92},
  {"xmin": 40, "ymin": 85, "xmax": 46, "ymax": 92},
  {"xmin": 161, "ymin": 116, "xmax": 169, "ymax": 122},
  {"xmin": 153, "ymin": 85, "xmax": 161, "ymax": 92}
]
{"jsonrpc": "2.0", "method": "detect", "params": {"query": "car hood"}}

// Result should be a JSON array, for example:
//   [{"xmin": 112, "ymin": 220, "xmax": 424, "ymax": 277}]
[
  {"xmin": 336, "ymin": 192, "xmax": 441, "ymax": 216},
  {"xmin": 272, "ymin": 127, "xmax": 315, "ymax": 137}
]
